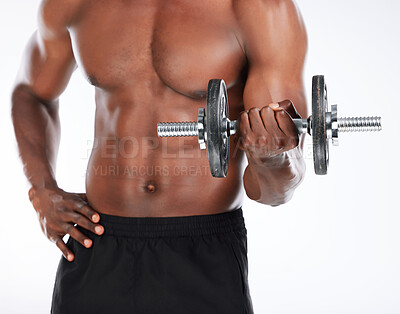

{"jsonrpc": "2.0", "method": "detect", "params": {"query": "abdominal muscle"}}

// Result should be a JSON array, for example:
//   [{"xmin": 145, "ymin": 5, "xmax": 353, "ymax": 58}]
[{"xmin": 85, "ymin": 86, "xmax": 247, "ymax": 218}]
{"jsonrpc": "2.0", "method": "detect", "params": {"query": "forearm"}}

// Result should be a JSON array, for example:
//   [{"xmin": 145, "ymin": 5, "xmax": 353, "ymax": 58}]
[
  {"xmin": 11, "ymin": 84, "xmax": 61, "ymax": 191},
  {"xmin": 243, "ymin": 146, "xmax": 306, "ymax": 206}
]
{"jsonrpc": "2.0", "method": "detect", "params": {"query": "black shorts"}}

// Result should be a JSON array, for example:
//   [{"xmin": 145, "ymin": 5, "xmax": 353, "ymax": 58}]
[{"xmin": 51, "ymin": 208, "xmax": 253, "ymax": 314}]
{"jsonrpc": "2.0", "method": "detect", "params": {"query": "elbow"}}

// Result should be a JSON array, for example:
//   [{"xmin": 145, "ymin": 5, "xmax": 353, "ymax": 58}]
[
  {"xmin": 11, "ymin": 84, "xmax": 59, "ymax": 119},
  {"xmin": 11, "ymin": 85, "xmax": 27, "ymax": 122},
  {"xmin": 11, "ymin": 83, "xmax": 33, "ymax": 101},
  {"xmin": 11, "ymin": 83, "xmax": 59, "ymax": 106},
  {"xmin": 11, "ymin": 84, "xmax": 33, "ymax": 115}
]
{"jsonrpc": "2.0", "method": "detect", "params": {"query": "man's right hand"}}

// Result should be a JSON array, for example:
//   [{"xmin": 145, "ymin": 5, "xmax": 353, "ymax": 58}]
[{"xmin": 28, "ymin": 186, "xmax": 104, "ymax": 262}]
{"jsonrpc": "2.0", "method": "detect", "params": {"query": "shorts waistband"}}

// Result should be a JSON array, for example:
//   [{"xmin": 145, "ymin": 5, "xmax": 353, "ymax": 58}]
[{"xmin": 98, "ymin": 208, "xmax": 245, "ymax": 238}]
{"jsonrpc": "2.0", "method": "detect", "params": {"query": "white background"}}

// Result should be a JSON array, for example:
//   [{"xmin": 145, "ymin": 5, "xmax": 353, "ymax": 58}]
[{"xmin": 0, "ymin": 1, "xmax": 399, "ymax": 313}]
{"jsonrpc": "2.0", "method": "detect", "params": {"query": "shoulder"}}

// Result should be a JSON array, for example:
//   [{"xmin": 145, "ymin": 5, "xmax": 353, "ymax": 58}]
[
  {"xmin": 38, "ymin": 0, "xmax": 85, "ymax": 39},
  {"xmin": 232, "ymin": 0, "xmax": 302, "ymax": 21},
  {"xmin": 232, "ymin": 0, "xmax": 307, "ymax": 62},
  {"xmin": 232, "ymin": 0, "xmax": 306, "ymax": 37}
]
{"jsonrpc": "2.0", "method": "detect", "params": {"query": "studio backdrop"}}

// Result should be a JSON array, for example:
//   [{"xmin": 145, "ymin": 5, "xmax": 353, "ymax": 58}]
[{"xmin": 0, "ymin": 0, "xmax": 399, "ymax": 313}]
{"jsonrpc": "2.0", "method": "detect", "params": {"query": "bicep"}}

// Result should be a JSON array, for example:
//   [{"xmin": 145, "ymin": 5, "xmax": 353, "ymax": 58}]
[
  {"xmin": 243, "ymin": 65, "xmax": 307, "ymax": 118},
  {"xmin": 237, "ymin": 0, "xmax": 308, "ymax": 118},
  {"xmin": 14, "ymin": 31, "xmax": 77, "ymax": 102},
  {"xmin": 14, "ymin": 0, "xmax": 77, "ymax": 102}
]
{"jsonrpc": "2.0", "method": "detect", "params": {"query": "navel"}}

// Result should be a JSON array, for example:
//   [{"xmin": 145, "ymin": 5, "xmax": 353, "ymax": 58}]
[{"xmin": 145, "ymin": 182, "xmax": 156, "ymax": 193}]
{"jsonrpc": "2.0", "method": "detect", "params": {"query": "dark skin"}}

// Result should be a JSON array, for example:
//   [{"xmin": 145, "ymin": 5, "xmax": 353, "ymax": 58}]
[{"xmin": 12, "ymin": 0, "xmax": 307, "ymax": 262}]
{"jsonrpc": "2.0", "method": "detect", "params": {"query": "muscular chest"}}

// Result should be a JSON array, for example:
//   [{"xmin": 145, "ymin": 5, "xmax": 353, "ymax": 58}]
[{"xmin": 69, "ymin": 0, "xmax": 246, "ymax": 96}]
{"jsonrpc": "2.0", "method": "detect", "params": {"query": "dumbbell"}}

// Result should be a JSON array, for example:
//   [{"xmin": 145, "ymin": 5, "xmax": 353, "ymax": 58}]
[{"xmin": 157, "ymin": 75, "xmax": 382, "ymax": 177}]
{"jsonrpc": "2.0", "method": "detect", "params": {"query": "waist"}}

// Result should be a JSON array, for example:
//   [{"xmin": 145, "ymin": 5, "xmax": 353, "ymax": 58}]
[
  {"xmin": 85, "ymin": 153, "xmax": 245, "ymax": 216},
  {"xmin": 98, "ymin": 207, "xmax": 245, "ymax": 238}
]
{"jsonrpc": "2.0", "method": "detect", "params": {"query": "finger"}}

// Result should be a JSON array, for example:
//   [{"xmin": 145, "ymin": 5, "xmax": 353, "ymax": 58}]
[
  {"xmin": 275, "ymin": 110, "xmax": 300, "ymax": 149},
  {"xmin": 237, "ymin": 111, "xmax": 252, "ymax": 150},
  {"xmin": 276, "ymin": 100, "xmax": 301, "ymax": 119},
  {"xmin": 66, "ymin": 224, "xmax": 93, "ymax": 248},
  {"xmin": 247, "ymin": 108, "xmax": 265, "ymax": 135},
  {"xmin": 260, "ymin": 106, "xmax": 286, "ymax": 152},
  {"xmin": 275, "ymin": 110, "xmax": 299, "ymax": 136},
  {"xmin": 238, "ymin": 111, "xmax": 251, "ymax": 132},
  {"xmin": 77, "ymin": 193, "xmax": 88, "ymax": 202},
  {"xmin": 56, "ymin": 238, "xmax": 74, "ymax": 262},
  {"xmin": 260, "ymin": 106, "xmax": 285, "ymax": 137},
  {"xmin": 69, "ymin": 211, "xmax": 104, "ymax": 235},
  {"xmin": 74, "ymin": 201, "xmax": 100, "ymax": 223}
]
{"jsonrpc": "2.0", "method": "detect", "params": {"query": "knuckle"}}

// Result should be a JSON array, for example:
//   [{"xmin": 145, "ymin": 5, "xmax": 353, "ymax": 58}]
[
  {"xmin": 256, "ymin": 135, "xmax": 268, "ymax": 146},
  {"xmin": 238, "ymin": 115, "xmax": 248, "ymax": 126},
  {"xmin": 73, "ymin": 200, "xmax": 84, "ymax": 209},
  {"xmin": 57, "ymin": 209, "xmax": 71, "ymax": 221},
  {"xmin": 282, "ymin": 99, "xmax": 293, "ymax": 109},
  {"xmin": 75, "ymin": 215, "xmax": 85, "ymax": 224},
  {"xmin": 239, "ymin": 111, "xmax": 248, "ymax": 120},
  {"xmin": 236, "ymin": 136, "xmax": 246, "ymax": 149},
  {"xmin": 289, "ymin": 137, "xmax": 299, "ymax": 149},
  {"xmin": 55, "ymin": 206, "xmax": 68, "ymax": 217},
  {"xmin": 275, "ymin": 138, "xmax": 285, "ymax": 150},
  {"xmin": 278, "ymin": 109, "xmax": 288, "ymax": 117},
  {"xmin": 77, "ymin": 212, "xmax": 97, "ymax": 230},
  {"xmin": 55, "ymin": 205, "xmax": 64, "ymax": 213},
  {"xmin": 49, "ymin": 235, "xmax": 58, "ymax": 244},
  {"xmin": 244, "ymin": 136, "xmax": 255, "ymax": 147},
  {"xmin": 83, "ymin": 206, "xmax": 95, "ymax": 217},
  {"xmin": 260, "ymin": 106, "xmax": 271, "ymax": 115},
  {"xmin": 46, "ymin": 222, "xmax": 58, "ymax": 234},
  {"xmin": 65, "ymin": 224, "xmax": 74, "ymax": 233},
  {"xmin": 248, "ymin": 107, "xmax": 260, "ymax": 116}
]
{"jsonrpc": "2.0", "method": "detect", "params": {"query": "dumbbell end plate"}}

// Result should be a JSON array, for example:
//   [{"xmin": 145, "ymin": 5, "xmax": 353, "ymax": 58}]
[
  {"xmin": 206, "ymin": 79, "xmax": 229, "ymax": 178},
  {"xmin": 312, "ymin": 75, "xmax": 329, "ymax": 175}
]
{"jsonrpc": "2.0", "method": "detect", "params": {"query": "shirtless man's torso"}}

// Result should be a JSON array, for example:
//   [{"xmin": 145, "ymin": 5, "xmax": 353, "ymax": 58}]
[{"xmin": 12, "ymin": 0, "xmax": 307, "ymax": 312}]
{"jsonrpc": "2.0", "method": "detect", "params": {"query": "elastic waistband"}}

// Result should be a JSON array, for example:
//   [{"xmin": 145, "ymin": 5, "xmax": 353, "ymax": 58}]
[{"xmin": 98, "ymin": 208, "xmax": 245, "ymax": 238}]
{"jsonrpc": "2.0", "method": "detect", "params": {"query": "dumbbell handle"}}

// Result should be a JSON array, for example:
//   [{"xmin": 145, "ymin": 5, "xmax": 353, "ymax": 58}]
[
  {"xmin": 156, "ymin": 119, "xmax": 307, "ymax": 137},
  {"xmin": 157, "ymin": 114, "xmax": 381, "ymax": 140}
]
